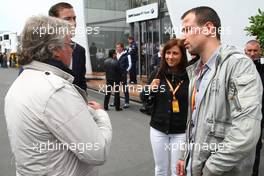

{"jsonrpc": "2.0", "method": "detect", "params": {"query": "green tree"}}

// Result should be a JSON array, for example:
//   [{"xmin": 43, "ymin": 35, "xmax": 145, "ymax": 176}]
[{"xmin": 245, "ymin": 8, "xmax": 264, "ymax": 56}]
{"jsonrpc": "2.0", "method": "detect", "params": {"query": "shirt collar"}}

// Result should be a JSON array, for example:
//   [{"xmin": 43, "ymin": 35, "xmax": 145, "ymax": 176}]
[{"xmin": 195, "ymin": 47, "xmax": 220, "ymax": 75}]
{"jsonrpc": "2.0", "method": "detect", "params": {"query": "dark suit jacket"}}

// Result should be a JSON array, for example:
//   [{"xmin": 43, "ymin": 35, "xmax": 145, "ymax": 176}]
[
  {"xmin": 104, "ymin": 58, "xmax": 122, "ymax": 82},
  {"xmin": 72, "ymin": 43, "xmax": 87, "ymax": 91},
  {"xmin": 254, "ymin": 59, "xmax": 264, "ymax": 124}
]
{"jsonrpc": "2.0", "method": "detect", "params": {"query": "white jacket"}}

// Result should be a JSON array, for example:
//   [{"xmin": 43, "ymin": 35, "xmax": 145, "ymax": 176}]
[{"xmin": 5, "ymin": 61, "xmax": 112, "ymax": 176}]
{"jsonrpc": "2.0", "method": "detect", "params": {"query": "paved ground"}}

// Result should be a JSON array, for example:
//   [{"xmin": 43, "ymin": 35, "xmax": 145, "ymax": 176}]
[
  {"xmin": 1, "ymin": 68, "xmax": 264, "ymax": 176},
  {"xmin": 87, "ymin": 90, "xmax": 154, "ymax": 176},
  {"xmin": 0, "ymin": 68, "xmax": 17, "ymax": 176}
]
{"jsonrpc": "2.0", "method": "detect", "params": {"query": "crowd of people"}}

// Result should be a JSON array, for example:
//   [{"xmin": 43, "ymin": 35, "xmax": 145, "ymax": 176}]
[
  {"xmin": 103, "ymin": 37, "xmax": 140, "ymax": 110},
  {"xmin": 0, "ymin": 52, "xmax": 17, "ymax": 68},
  {"xmin": 3, "ymin": 2, "xmax": 264, "ymax": 176}
]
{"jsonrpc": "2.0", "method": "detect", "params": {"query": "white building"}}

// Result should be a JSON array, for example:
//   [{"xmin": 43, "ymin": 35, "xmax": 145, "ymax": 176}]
[{"xmin": 0, "ymin": 32, "xmax": 18, "ymax": 54}]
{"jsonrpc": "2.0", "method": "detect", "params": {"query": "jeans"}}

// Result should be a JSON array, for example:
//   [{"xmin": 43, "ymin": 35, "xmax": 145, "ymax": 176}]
[{"xmin": 121, "ymin": 72, "xmax": 129, "ymax": 104}]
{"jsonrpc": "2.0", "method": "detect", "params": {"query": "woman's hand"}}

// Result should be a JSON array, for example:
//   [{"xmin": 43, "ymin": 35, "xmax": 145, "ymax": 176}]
[
  {"xmin": 150, "ymin": 79, "xmax": 160, "ymax": 91},
  {"xmin": 176, "ymin": 160, "xmax": 186, "ymax": 176}
]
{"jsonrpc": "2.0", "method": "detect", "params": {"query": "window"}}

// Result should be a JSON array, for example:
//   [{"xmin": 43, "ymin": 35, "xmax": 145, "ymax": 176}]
[{"xmin": 4, "ymin": 35, "xmax": 9, "ymax": 40}]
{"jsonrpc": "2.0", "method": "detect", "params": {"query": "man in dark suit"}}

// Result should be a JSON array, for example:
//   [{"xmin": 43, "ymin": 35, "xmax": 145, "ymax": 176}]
[
  {"xmin": 49, "ymin": 2, "xmax": 87, "ymax": 92},
  {"xmin": 103, "ymin": 49, "xmax": 122, "ymax": 111}
]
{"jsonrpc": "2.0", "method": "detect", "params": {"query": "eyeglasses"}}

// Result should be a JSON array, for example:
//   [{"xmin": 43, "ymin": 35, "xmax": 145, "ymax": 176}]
[{"xmin": 64, "ymin": 42, "xmax": 76, "ymax": 50}]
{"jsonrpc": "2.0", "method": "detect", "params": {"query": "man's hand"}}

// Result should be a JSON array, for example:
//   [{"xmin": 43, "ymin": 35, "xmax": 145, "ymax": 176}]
[
  {"xmin": 88, "ymin": 101, "xmax": 102, "ymax": 110},
  {"xmin": 176, "ymin": 160, "xmax": 186, "ymax": 176}
]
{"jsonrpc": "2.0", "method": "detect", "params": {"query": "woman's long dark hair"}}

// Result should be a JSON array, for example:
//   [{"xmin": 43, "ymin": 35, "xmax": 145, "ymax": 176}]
[{"xmin": 156, "ymin": 38, "xmax": 188, "ymax": 79}]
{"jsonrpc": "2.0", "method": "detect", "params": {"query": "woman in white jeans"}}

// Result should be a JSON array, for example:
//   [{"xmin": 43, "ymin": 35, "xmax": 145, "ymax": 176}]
[{"xmin": 141, "ymin": 39, "xmax": 189, "ymax": 176}]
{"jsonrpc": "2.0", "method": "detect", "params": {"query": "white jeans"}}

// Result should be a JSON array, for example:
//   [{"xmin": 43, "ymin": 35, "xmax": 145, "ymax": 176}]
[{"xmin": 150, "ymin": 127, "xmax": 185, "ymax": 176}]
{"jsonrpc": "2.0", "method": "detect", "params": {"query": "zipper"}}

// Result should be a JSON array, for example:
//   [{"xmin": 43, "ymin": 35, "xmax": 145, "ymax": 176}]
[{"xmin": 229, "ymin": 81, "xmax": 242, "ymax": 112}]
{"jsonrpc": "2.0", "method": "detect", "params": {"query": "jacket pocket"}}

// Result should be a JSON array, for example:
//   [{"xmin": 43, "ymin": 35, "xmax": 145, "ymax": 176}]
[
  {"xmin": 204, "ymin": 116, "xmax": 229, "ymax": 154},
  {"xmin": 230, "ymin": 74, "xmax": 258, "ymax": 110},
  {"xmin": 206, "ymin": 117, "xmax": 225, "ymax": 138},
  {"xmin": 234, "ymin": 74, "xmax": 255, "ymax": 85}
]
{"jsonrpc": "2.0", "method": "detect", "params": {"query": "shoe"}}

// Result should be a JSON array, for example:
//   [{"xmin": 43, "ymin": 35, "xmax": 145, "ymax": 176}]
[
  {"xmin": 123, "ymin": 103, "xmax": 129, "ymax": 109},
  {"xmin": 104, "ymin": 107, "xmax": 109, "ymax": 111},
  {"xmin": 139, "ymin": 106, "xmax": 147, "ymax": 113},
  {"xmin": 116, "ymin": 108, "xmax": 123, "ymax": 111},
  {"xmin": 110, "ymin": 103, "xmax": 115, "ymax": 107}
]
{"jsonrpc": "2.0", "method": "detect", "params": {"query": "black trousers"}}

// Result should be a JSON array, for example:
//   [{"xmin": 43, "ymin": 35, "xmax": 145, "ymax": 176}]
[
  {"xmin": 90, "ymin": 55, "xmax": 97, "ymax": 71},
  {"xmin": 129, "ymin": 62, "xmax": 137, "ymax": 83},
  {"xmin": 104, "ymin": 80, "xmax": 121, "ymax": 109},
  {"xmin": 252, "ymin": 127, "xmax": 263, "ymax": 176}
]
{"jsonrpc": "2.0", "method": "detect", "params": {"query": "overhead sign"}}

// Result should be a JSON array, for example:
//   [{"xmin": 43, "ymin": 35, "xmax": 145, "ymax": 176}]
[{"xmin": 126, "ymin": 3, "xmax": 158, "ymax": 23}]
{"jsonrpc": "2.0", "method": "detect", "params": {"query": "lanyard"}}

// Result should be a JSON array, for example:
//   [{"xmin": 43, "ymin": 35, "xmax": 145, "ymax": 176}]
[
  {"xmin": 165, "ymin": 78, "xmax": 183, "ymax": 100},
  {"xmin": 191, "ymin": 64, "xmax": 205, "ymax": 112},
  {"xmin": 191, "ymin": 82, "xmax": 196, "ymax": 112}
]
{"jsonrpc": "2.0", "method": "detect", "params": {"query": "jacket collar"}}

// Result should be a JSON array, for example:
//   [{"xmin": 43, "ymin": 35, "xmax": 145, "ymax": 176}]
[
  {"xmin": 23, "ymin": 60, "xmax": 74, "ymax": 83},
  {"xmin": 186, "ymin": 45, "xmax": 242, "ymax": 79}
]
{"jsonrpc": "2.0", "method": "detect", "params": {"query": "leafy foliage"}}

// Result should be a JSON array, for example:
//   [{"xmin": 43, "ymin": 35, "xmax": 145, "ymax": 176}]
[{"xmin": 245, "ymin": 9, "xmax": 264, "ymax": 55}]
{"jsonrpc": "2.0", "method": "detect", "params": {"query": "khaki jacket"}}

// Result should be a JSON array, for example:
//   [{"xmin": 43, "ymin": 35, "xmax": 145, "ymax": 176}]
[{"xmin": 183, "ymin": 45, "xmax": 263, "ymax": 176}]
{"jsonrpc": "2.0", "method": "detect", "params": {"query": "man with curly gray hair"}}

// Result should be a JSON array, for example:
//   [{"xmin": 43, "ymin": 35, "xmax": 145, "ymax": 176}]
[{"xmin": 4, "ymin": 15, "xmax": 112, "ymax": 176}]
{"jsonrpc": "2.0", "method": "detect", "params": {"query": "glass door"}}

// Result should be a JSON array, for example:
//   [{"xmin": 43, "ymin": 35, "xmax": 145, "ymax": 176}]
[{"xmin": 139, "ymin": 19, "xmax": 159, "ymax": 77}]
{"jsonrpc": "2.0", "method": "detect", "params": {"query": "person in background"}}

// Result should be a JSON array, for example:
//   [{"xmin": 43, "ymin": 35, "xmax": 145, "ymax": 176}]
[
  {"xmin": 95, "ymin": 48, "xmax": 105, "ymax": 72},
  {"xmin": 49, "ymin": 2, "xmax": 87, "ymax": 92},
  {"xmin": 116, "ymin": 42, "xmax": 131, "ymax": 109},
  {"xmin": 89, "ymin": 42, "xmax": 97, "ymax": 71},
  {"xmin": 4, "ymin": 15, "xmax": 112, "ymax": 176},
  {"xmin": 245, "ymin": 39, "xmax": 264, "ymax": 176},
  {"xmin": 0, "ymin": 52, "xmax": 3, "ymax": 67},
  {"xmin": 142, "ymin": 38, "xmax": 189, "ymax": 176},
  {"xmin": 2, "ymin": 53, "xmax": 8, "ymax": 68},
  {"xmin": 177, "ymin": 6, "xmax": 262, "ymax": 176},
  {"xmin": 127, "ymin": 36, "xmax": 138, "ymax": 84},
  {"xmin": 103, "ymin": 49, "xmax": 122, "ymax": 111},
  {"xmin": 151, "ymin": 44, "xmax": 164, "ymax": 71}
]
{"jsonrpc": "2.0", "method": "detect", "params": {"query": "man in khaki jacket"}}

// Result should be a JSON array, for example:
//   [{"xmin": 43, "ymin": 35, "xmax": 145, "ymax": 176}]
[{"xmin": 177, "ymin": 6, "xmax": 262, "ymax": 176}]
